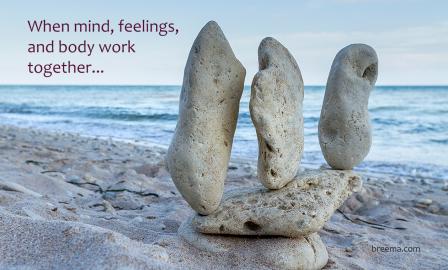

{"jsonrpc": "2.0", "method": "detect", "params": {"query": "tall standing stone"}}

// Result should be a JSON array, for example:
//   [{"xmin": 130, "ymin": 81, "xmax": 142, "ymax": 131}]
[
  {"xmin": 250, "ymin": 37, "xmax": 304, "ymax": 189},
  {"xmin": 166, "ymin": 21, "xmax": 246, "ymax": 215},
  {"xmin": 319, "ymin": 44, "xmax": 378, "ymax": 169}
]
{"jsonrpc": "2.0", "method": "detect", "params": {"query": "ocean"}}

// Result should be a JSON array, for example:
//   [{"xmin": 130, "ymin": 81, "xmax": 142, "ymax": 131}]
[{"xmin": 0, "ymin": 85, "xmax": 447, "ymax": 180}]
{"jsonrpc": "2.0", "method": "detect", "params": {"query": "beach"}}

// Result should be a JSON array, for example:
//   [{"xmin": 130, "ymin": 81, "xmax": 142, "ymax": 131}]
[
  {"xmin": 2, "ymin": 0, "xmax": 448, "ymax": 268},
  {"xmin": 0, "ymin": 124, "xmax": 447, "ymax": 269}
]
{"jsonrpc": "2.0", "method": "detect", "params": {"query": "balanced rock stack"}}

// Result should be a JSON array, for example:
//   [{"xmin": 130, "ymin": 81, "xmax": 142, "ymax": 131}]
[{"xmin": 167, "ymin": 21, "xmax": 377, "ymax": 270}]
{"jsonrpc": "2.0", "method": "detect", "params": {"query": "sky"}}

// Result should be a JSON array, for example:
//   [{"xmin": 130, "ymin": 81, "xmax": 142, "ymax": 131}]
[{"xmin": 0, "ymin": 0, "xmax": 447, "ymax": 85}]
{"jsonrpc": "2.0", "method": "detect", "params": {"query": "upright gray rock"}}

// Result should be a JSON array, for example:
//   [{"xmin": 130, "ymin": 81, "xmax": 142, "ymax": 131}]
[
  {"xmin": 250, "ymin": 37, "xmax": 304, "ymax": 189},
  {"xmin": 166, "ymin": 21, "xmax": 246, "ymax": 215},
  {"xmin": 319, "ymin": 44, "xmax": 378, "ymax": 170}
]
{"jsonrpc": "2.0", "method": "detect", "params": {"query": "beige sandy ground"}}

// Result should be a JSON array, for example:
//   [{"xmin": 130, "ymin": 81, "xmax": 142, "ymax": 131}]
[{"xmin": 0, "ymin": 125, "xmax": 447, "ymax": 269}]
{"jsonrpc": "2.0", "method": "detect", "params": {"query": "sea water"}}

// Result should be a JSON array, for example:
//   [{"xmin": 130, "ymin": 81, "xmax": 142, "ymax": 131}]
[{"xmin": 0, "ymin": 85, "xmax": 446, "ymax": 180}]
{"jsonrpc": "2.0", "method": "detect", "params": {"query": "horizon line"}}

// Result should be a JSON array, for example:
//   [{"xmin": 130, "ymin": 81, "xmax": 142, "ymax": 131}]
[{"xmin": 0, "ymin": 84, "xmax": 447, "ymax": 87}]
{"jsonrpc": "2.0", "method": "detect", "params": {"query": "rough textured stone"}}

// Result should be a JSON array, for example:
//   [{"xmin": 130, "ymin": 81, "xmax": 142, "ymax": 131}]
[
  {"xmin": 179, "ymin": 217, "xmax": 328, "ymax": 270},
  {"xmin": 165, "ymin": 21, "xmax": 246, "ymax": 215},
  {"xmin": 250, "ymin": 37, "xmax": 304, "ymax": 190},
  {"xmin": 319, "ymin": 44, "xmax": 378, "ymax": 170},
  {"xmin": 192, "ymin": 169, "xmax": 362, "ymax": 237}
]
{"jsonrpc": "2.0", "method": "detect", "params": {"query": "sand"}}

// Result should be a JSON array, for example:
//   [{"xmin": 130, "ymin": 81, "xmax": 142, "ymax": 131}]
[{"xmin": 0, "ymin": 124, "xmax": 446, "ymax": 269}]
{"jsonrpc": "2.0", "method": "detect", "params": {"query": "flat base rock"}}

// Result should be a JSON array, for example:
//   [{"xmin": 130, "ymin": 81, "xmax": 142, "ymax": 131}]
[
  {"xmin": 193, "ymin": 169, "xmax": 362, "ymax": 237},
  {"xmin": 178, "ymin": 217, "xmax": 328, "ymax": 270}
]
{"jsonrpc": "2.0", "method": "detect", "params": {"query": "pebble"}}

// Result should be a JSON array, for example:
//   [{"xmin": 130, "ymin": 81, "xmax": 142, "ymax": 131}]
[
  {"xmin": 428, "ymin": 205, "xmax": 440, "ymax": 214},
  {"xmin": 417, "ymin": 198, "xmax": 433, "ymax": 205},
  {"xmin": 420, "ymin": 179, "xmax": 429, "ymax": 185}
]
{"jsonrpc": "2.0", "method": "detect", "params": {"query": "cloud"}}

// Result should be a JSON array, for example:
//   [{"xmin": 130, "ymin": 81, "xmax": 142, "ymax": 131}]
[{"xmin": 233, "ymin": 21, "xmax": 448, "ymax": 85}]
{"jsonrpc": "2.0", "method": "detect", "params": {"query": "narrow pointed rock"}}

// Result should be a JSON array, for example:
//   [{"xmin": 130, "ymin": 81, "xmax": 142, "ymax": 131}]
[
  {"xmin": 166, "ymin": 21, "xmax": 246, "ymax": 215},
  {"xmin": 319, "ymin": 44, "xmax": 378, "ymax": 169},
  {"xmin": 250, "ymin": 37, "xmax": 304, "ymax": 190}
]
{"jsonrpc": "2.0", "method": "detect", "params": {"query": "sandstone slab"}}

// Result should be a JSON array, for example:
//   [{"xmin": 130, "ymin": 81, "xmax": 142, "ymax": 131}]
[
  {"xmin": 319, "ymin": 44, "xmax": 378, "ymax": 170},
  {"xmin": 179, "ymin": 217, "xmax": 328, "ymax": 270},
  {"xmin": 250, "ymin": 37, "xmax": 304, "ymax": 190},
  {"xmin": 166, "ymin": 21, "xmax": 246, "ymax": 215},
  {"xmin": 192, "ymin": 169, "xmax": 362, "ymax": 237}
]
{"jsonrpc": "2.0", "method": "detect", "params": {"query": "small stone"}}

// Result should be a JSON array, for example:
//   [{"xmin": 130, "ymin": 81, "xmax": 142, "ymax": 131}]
[
  {"xmin": 165, "ymin": 21, "xmax": 246, "ymax": 215},
  {"xmin": 415, "ymin": 204, "xmax": 428, "ymax": 209},
  {"xmin": 250, "ymin": 37, "xmax": 304, "ymax": 189},
  {"xmin": 319, "ymin": 44, "xmax": 378, "ymax": 169},
  {"xmin": 83, "ymin": 173, "xmax": 99, "ymax": 183},
  {"xmin": 417, "ymin": 198, "xmax": 433, "ymax": 205},
  {"xmin": 428, "ymin": 204, "xmax": 440, "ymax": 214},
  {"xmin": 433, "ymin": 178, "xmax": 443, "ymax": 184},
  {"xmin": 192, "ymin": 169, "xmax": 362, "ymax": 237},
  {"xmin": 382, "ymin": 179, "xmax": 394, "ymax": 185},
  {"xmin": 439, "ymin": 203, "xmax": 448, "ymax": 215},
  {"xmin": 132, "ymin": 216, "xmax": 144, "ymax": 223},
  {"xmin": 66, "ymin": 175, "xmax": 82, "ymax": 184},
  {"xmin": 420, "ymin": 179, "xmax": 429, "ymax": 185},
  {"xmin": 179, "ymin": 217, "xmax": 328, "ymax": 270},
  {"xmin": 407, "ymin": 177, "xmax": 417, "ymax": 183},
  {"xmin": 393, "ymin": 177, "xmax": 407, "ymax": 184}
]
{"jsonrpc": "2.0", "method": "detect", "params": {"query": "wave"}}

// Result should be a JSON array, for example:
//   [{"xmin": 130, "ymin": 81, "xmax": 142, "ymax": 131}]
[
  {"xmin": 369, "ymin": 106, "xmax": 409, "ymax": 112},
  {"xmin": 407, "ymin": 124, "xmax": 446, "ymax": 134},
  {"xmin": 371, "ymin": 118, "xmax": 407, "ymax": 126},
  {"xmin": 430, "ymin": 139, "xmax": 448, "ymax": 144},
  {"xmin": 0, "ymin": 103, "xmax": 178, "ymax": 122}
]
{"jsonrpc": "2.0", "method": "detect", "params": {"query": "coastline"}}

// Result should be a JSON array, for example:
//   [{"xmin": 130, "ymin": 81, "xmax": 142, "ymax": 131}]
[{"xmin": 0, "ymin": 124, "xmax": 447, "ymax": 269}]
